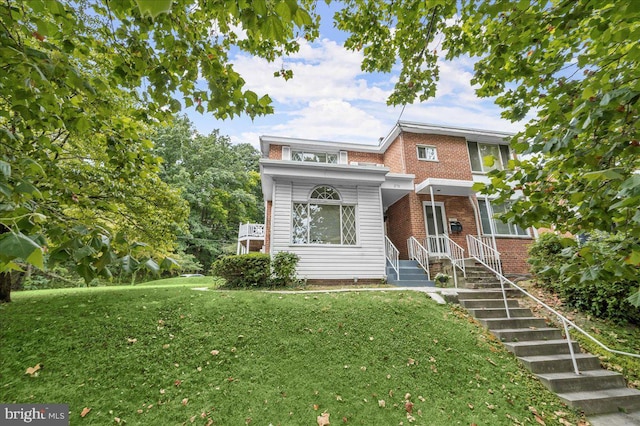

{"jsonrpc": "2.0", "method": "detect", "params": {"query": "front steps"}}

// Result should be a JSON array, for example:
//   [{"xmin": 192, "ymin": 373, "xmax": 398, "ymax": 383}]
[
  {"xmin": 457, "ymin": 266, "xmax": 640, "ymax": 417},
  {"xmin": 386, "ymin": 260, "xmax": 434, "ymax": 287}
]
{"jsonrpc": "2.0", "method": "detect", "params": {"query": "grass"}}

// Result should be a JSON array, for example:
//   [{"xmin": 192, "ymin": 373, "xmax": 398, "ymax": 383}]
[{"xmin": 0, "ymin": 283, "xmax": 586, "ymax": 425}]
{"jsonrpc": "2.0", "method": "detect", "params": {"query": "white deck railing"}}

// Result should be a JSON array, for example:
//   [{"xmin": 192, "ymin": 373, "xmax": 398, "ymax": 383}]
[
  {"xmin": 385, "ymin": 236, "xmax": 400, "ymax": 280},
  {"xmin": 407, "ymin": 237, "xmax": 430, "ymax": 280},
  {"xmin": 238, "ymin": 223, "xmax": 265, "ymax": 239},
  {"xmin": 466, "ymin": 235, "xmax": 640, "ymax": 374}
]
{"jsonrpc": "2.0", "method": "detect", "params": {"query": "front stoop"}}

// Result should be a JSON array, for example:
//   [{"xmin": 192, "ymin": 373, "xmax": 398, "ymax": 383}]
[{"xmin": 457, "ymin": 267, "xmax": 640, "ymax": 420}]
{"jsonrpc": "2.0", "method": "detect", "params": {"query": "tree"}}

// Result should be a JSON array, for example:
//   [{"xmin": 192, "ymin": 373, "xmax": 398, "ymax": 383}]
[
  {"xmin": 334, "ymin": 0, "xmax": 640, "ymax": 305},
  {"xmin": 0, "ymin": 0, "xmax": 319, "ymax": 302},
  {"xmin": 153, "ymin": 117, "xmax": 264, "ymax": 267}
]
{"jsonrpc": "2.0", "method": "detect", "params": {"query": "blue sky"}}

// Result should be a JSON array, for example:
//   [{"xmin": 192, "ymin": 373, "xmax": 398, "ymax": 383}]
[{"xmin": 184, "ymin": 4, "xmax": 525, "ymax": 148}]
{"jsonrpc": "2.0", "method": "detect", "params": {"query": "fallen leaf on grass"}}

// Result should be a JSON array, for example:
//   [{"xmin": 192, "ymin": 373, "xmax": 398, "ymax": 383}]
[
  {"xmin": 127, "ymin": 338, "xmax": 137, "ymax": 344},
  {"xmin": 25, "ymin": 363, "xmax": 42, "ymax": 376},
  {"xmin": 468, "ymin": 404, "xmax": 474, "ymax": 410},
  {"xmin": 486, "ymin": 358, "xmax": 497, "ymax": 366},
  {"xmin": 114, "ymin": 417, "xmax": 121, "ymax": 424},
  {"xmin": 181, "ymin": 398, "xmax": 189, "ymax": 406},
  {"xmin": 558, "ymin": 419, "xmax": 572, "ymax": 426},
  {"xmin": 378, "ymin": 400, "xmax": 385, "ymax": 408},
  {"xmin": 534, "ymin": 414, "xmax": 545, "ymax": 425},
  {"xmin": 174, "ymin": 379, "xmax": 182, "ymax": 387},
  {"xmin": 80, "ymin": 407, "xmax": 91, "ymax": 418},
  {"xmin": 313, "ymin": 404, "xmax": 319, "ymax": 411},
  {"xmin": 405, "ymin": 401, "xmax": 413, "ymax": 414},
  {"xmin": 317, "ymin": 411, "xmax": 330, "ymax": 426}
]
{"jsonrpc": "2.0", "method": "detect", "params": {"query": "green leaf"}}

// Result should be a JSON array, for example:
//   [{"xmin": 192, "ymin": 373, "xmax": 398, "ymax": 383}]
[
  {"xmin": 143, "ymin": 258, "xmax": 160, "ymax": 274},
  {"xmin": 628, "ymin": 289, "xmax": 640, "ymax": 307},
  {"xmin": 0, "ymin": 160, "xmax": 10, "ymax": 178},
  {"xmin": 0, "ymin": 232, "xmax": 43, "ymax": 268},
  {"xmin": 135, "ymin": 0, "xmax": 173, "ymax": 18},
  {"xmin": 160, "ymin": 256, "xmax": 180, "ymax": 270},
  {"xmin": 624, "ymin": 250, "xmax": 640, "ymax": 266}
]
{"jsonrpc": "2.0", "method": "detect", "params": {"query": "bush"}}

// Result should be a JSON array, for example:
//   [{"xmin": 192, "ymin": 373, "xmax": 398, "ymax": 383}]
[
  {"xmin": 270, "ymin": 252, "xmax": 300, "ymax": 287},
  {"xmin": 527, "ymin": 232, "xmax": 574, "ymax": 293},
  {"xmin": 211, "ymin": 253, "xmax": 270, "ymax": 288},
  {"xmin": 528, "ymin": 232, "xmax": 640, "ymax": 324}
]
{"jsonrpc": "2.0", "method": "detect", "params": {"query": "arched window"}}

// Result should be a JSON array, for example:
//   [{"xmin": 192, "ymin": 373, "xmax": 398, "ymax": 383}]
[{"xmin": 292, "ymin": 186, "xmax": 357, "ymax": 245}]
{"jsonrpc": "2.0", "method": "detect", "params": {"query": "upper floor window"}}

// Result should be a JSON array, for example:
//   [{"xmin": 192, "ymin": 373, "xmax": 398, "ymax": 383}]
[
  {"xmin": 292, "ymin": 150, "xmax": 338, "ymax": 164},
  {"xmin": 478, "ymin": 200, "xmax": 529, "ymax": 236},
  {"xmin": 468, "ymin": 141, "xmax": 511, "ymax": 173},
  {"xmin": 417, "ymin": 145, "xmax": 438, "ymax": 161},
  {"xmin": 292, "ymin": 186, "xmax": 357, "ymax": 245}
]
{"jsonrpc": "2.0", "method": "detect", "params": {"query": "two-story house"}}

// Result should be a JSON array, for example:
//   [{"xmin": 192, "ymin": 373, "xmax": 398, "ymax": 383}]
[{"xmin": 237, "ymin": 121, "xmax": 534, "ymax": 285}]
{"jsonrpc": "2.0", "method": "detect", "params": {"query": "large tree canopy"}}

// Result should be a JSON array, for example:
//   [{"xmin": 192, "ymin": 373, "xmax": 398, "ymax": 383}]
[
  {"xmin": 335, "ymin": 0, "xmax": 640, "ymax": 305},
  {"xmin": 0, "ymin": 0, "xmax": 318, "ymax": 301},
  {"xmin": 153, "ymin": 117, "xmax": 263, "ymax": 268}
]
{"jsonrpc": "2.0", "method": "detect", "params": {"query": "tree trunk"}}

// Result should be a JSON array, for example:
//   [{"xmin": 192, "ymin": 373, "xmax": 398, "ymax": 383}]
[{"xmin": 0, "ymin": 272, "xmax": 11, "ymax": 303}]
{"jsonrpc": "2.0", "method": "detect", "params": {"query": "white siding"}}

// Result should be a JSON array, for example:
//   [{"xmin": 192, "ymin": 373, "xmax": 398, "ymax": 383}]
[{"xmin": 271, "ymin": 181, "xmax": 386, "ymax": 280}]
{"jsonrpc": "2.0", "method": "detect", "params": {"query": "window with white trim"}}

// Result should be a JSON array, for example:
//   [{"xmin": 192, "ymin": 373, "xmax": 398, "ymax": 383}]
[
  {"xmin": 291, "ymin": 150, "xmax": 338, "ymax": 164},
  {"xmin": 417, "ymin": 145, "xmax": 438, "ymax": 161},
  {"xmin": 468, "ymin": 141, "xmax": 511, "ymax": 172},
  {"xmin": 292, "ymin": 186, "xmax": 357, "ymax": 245},
  {"xmin": 478, "ymin": 200, "xmax": 529, "ymax": 236}
]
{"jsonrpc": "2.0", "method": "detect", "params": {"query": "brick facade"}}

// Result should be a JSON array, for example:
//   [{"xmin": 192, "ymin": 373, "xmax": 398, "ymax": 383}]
[{"xmin": 347, "ymin": 151, "xmax": 384, "ymax": 165}]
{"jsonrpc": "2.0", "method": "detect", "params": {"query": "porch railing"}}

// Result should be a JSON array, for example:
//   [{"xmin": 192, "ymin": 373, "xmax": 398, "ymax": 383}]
[
  {"xmin": 424, "ymin": 235, "xmax": 466, "ymax": 288},
  {"xmin": 466, "ymin": 234, "xmax": 503, "ymax": 277},
  {"xmin": 238, "ymin": 223, "xmax": 265, "ymax": 239},
  {"xmin": 425, "ymin": 235, "xmax": 449, "ymax": 257},
  {"xmin": 407, "ymin": 237, "xmax": 430, "ymax": 280},
  {"xmin": 385, "ymin": 236, "xmax": 400, "ymax": 280},
  {"xmin": 466, "ymin": 235, "xmax": 640, "ymax": 375}
]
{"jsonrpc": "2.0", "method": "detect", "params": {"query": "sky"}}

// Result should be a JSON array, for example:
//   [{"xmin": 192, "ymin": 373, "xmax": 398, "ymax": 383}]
[{"xmin": 184, "ymin": 3, "xmax": 526, "ymax": 149}]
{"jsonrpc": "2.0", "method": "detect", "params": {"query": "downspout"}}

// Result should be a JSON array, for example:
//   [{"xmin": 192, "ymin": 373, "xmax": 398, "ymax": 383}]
[
  {"xmin": 484, "ymin": 194, "xmax": 498, "ymax": 252},
  {"xmin": 469, "ymin": 196, "xmax": 482, "ymax": 239},
  {"xmin": 429, "ymin": 185, "xmax": 438, "ymax": 255}
]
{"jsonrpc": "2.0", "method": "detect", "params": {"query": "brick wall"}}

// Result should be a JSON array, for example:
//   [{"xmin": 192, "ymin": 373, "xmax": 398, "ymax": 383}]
[
  {"xmin": 401, "ymin": 133, "xmax": 474, "ymax": 182},
  {"xmin": 382, "ymin": 137, "xmax": 406, "ymax": 173},
  {"xmin": 264, "ymin": 200, "xmax": 272, "ymax": 254},
  {"xmin": 269, "ymin": 145, "xmax": 282, "ymax": 160},
  {"xmin": 495, "ymin": 238, "xmax": 533, "ymax": 275},
  {"xmin": 347, "ymin": 151, "xmax": 384, "ymax": 165}
]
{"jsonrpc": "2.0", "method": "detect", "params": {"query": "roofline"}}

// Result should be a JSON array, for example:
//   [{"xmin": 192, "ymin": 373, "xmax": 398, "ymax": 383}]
[
  {"xmin": 259, "ymin": 135, "xmax": 380, "ymax": 156},
  {"xmin": 260, "ymin": 122, "xmax": 516, "ymax": 156},
  {"xmin": 379, "ymin": 121, "xmax": 516, "ymax": 151}
]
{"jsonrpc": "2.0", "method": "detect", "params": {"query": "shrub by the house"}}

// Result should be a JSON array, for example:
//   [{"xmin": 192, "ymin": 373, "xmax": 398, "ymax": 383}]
[{"xmin": 212, "ymin": 253, "xmax": 271, "ymax": 288}]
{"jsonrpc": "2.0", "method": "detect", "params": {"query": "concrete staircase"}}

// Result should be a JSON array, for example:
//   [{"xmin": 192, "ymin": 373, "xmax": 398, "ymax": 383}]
[
  {"xmin": 386, "ymin": 260, "xmax": 435, "ymax": 287},
  {"xmin": 457, "ymin": 266, "xmax": 640, "ymax": 418}
]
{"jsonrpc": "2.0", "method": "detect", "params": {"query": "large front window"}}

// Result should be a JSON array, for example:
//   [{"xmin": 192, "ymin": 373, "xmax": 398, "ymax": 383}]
[
  {"xmin": 468, "ymin": 141, "xmax": 511, "ymax": 173},
  {"xmin": 292, "ymin": 186, "xmax": 357, "ymax": 245},
  {"xmin": 478, "ymin": 200, "xmax": 529, "ymax": 236}
]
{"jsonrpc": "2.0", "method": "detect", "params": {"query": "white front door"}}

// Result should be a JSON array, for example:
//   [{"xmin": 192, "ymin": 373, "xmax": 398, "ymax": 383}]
[{"xmin": 423, "ymin": 202, "xmax": 448, "ymax": 255}]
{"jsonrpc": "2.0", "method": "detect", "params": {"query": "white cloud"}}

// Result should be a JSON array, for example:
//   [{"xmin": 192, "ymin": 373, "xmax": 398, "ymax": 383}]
[
  {"xmin": 189, "ymin": 31, "xmax": 526, "ymax": 149},
  {"xmin": 231, "ymin": 38, "xmax": 390, "ymax": 104}
]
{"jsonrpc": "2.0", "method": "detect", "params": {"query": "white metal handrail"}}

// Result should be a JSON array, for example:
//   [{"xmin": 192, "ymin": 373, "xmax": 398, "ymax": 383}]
[
  {"xmin": 407, "ymin": 237, "xmax": 430, "ymax": 280},
  {"xmin": 424, "ymin": 235, "xmax": 466, "ymax": 288},
  {"xmin": 467, "ymin": 236, "xmax": 640, "ymax": 375},
  {"xmin": 466, "ymin": 235, "xmax": 503, "ymax": 277},
  {"xmin": 425, "ymin": 235, "xmax": 449, "ymax": 257},
  {"xmin": 444, "ymin": 235, "xmax": 466, "ymax": 281},
  {"xmin": 385, "ymin": 236, "xmax": 400, "ymax": 280}
]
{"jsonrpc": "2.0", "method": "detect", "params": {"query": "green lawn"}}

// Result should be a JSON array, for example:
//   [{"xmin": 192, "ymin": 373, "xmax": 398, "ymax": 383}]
[{"xmin": 0, "ymin": 283, "xmax": 585, "ymax": 425}]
